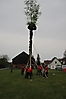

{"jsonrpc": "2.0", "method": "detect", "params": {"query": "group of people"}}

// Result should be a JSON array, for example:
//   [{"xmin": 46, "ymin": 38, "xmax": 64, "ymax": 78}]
[
  {"xmin": 36, "ymin": 64, "xmax": 48, "ymax": 78},
  {"xmin": 21, "ymin": 64, "xmax": 48, "ymax": 79},
  {"xmin": 21, "ymin": 65, "xmax": 32, "ymax": 79},
  {"xmin": 25, "ymin": 66, "xmax": 32, "ymax": 79}
]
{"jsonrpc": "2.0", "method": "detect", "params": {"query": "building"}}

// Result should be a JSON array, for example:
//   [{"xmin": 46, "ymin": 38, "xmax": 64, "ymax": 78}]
[
  {"xmin": 44, "ymin": 57, "xmax": 62, "ymax": 69},
  {"xmin": 12, "ymin": 51, "xmax": 35, "ymax": 68},
  {"xmin": 59, "ymin": 57, "xmax": 66, "ymax": 65}
]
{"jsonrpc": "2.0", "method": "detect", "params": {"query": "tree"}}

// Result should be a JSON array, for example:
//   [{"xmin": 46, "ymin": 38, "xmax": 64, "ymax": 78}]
[
  {"xmin": 0, "ymin": 55, "xmax": 10, "ymax": 68},
  {"xmin": 24, "ymin": 0, "xmax": 41, "ymax": 66},
  {"xmin": 63, "ymin": 50, "xmax": 66, "ymax": 58},
  {"xmin": 0, "ymin": 55, "xmax": 10, "ymax": 62}
]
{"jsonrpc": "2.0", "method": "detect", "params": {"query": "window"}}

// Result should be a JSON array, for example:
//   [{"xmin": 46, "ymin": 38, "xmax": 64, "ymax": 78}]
[{"xmin": 55, "ymin": 61, "xmax": 57, "ymax": 64}]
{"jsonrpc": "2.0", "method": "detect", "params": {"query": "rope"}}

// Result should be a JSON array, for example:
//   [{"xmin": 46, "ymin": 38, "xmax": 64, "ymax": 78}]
[
  {"xmin": 32, "ymin": 42, "xmax": 38, "ymax": 55},
  {"xmin": 32, "ymin": 42, "xmax": 42, "ymax": 67},
  {"xmin": 31, "ymin": 58, "xmax": 38, "ymax": 67}
]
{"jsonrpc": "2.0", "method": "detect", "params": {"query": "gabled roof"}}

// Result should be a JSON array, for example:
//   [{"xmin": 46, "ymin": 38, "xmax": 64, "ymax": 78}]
[
  {"xmin": 12, "ymin": 51, "xmax": 29, "ymax": 64},
  {"xmin": 58, "ymin": 57, "xmax": 66, "ymax": 65},
  {"xmin": 44, "ymin": 60, "xmax": 51, "ymax": 65},
  {"xmin": 12, "ymin": 51, "xmax": 35, "ymax": 65},
  {"xmin": 59, "ymin": 57, "xmax": 66, "ymax": 61},
  {"xmin": 50, "ymin": 57, "xmax": 60, "ymax": 63},
  {"xmin": 44, "ymin": 57, "xmax": 61, "ymax": 65},
  {"xmin": 44, "ymin": 57, "xmax": 66, "ymax": 65}
]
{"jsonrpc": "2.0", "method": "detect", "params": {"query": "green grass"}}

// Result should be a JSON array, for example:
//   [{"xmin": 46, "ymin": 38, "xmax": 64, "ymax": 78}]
[{"xmin": 0, "ymin": 69, "xmax": 66, "ymax": 99}]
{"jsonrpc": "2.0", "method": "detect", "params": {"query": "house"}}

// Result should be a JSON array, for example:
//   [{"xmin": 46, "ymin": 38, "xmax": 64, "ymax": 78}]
[
  {"xmin": 12, "ymin": 51, "xmax": 35, "ymax": 68},
  {"xmin": 49, "ymin": 57, "xmax": 61, "ymax": 69},
  {"xmin": 44, "ymin": 57, "xmax": 62, "ymax": 69},
  {"xmin": 59, "ymin": 57, "xmax": 66, "ymax": 65},
  {"xmin": 59, "ymin": 57, "xmax": 66, "ymax": 72}
]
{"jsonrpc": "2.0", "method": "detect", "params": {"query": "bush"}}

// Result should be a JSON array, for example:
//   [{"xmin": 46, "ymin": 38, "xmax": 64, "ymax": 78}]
[{"xmin": 0, "ymin": 58, "xmax": 10, "ymax": 68}]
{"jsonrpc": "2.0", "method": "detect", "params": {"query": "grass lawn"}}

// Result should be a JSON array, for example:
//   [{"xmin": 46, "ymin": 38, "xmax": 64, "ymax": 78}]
[{"xmin": 0, "ymin": 69, "xmax": 66, "ymax": 99}]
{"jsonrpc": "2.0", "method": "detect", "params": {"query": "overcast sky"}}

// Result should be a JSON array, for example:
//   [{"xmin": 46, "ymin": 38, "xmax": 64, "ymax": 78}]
[{"xmin": 0, "ymin": 0, "xmax": 66, "ymax": 62}]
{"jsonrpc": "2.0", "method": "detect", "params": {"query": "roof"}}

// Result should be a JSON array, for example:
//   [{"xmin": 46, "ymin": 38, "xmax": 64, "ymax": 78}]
[
  {"xmin": 44, "ymin": 57, "xmax": 60, "ymax": 65},
  {"xmin": 12, "ymin": 51, "xmax": 35, "ymax": 65},
  {"xmin": 51, "ymin": 57, "xmax": 57, "ymax": 62},
  {"xmin": 44, "ymin": 60, "xmax": 51, "ymax": 65},
  {"xmin": 59, "ymin": 57, "xmax": 66, "ymax": 65},
  {"xmin": 44, "ymin": 57, "xmax": 66, "ymax": 65},
  {"xmin": 12, "ymin": 51, "xmax": 29, "ymax": 64}
]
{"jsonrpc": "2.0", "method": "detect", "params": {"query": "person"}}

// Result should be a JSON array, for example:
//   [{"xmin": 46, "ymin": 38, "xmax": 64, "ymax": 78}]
[
  {"xmin": 27, "ymin": 66, "xmax": 32, "ymax": 79},
  {"xmin": 39, "ymin": 65, "xmax": 42, "ymax": 75},
  {"xmin": 25, "ymin": 66, "xmax": 29, "ymax": 78},
  {"xmin": 10, "ymin": 63, "xmax": 13, "ymax": 73},
  {"xmin": 21, "ymin": 65, "xmax": 25, "ymax": 75},
  {"xmin": 43, "ymin": 65, "xmax": 48, "ymax": 78},
  {"xmin": 36, "ymin": 65, "xmax": 42, "ymax": 76},
  {"xmin": 46, "ymin": 65, "xmax": 48, "ymax": 78},
  {"xmin": 36, "ymin": 65, "xmax": 40, "ymax": 75},
  {"xmin": 25, "ymin": 66, "xmax": 32, "ymax": 79}
]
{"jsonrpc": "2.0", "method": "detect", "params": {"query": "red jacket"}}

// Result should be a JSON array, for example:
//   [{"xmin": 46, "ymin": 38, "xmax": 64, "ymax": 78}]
[
  {"xmin": 44, "ymin": 66, "xmax": 48, "ymax": 72},
  {"xmin": 27, "ymin": 67, "xmax": 32, "ymax": 73}
]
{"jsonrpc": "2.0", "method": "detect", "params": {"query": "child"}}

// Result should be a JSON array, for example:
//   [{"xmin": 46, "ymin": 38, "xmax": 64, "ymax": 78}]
[{"xmin": 43, "ymin": 65, "xmax": 48, "ymax": 78}]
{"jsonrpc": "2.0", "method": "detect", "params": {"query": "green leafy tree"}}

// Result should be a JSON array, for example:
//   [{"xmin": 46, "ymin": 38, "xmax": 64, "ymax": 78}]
[{"xmin": 24, "ymin": 0, "xmax": 41, "ymax": 24}]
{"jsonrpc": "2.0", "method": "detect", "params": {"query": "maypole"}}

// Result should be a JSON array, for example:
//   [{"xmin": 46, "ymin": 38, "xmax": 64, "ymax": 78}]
[{"xmin": 24, "ymin": 0, "xmax": 41, "ymax": 67}]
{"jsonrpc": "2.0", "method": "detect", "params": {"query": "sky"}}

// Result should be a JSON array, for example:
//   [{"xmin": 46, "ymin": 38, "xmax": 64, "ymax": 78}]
[{"xmin": 0, "ymin": 0, "xmax": 66, "ymax": 62}]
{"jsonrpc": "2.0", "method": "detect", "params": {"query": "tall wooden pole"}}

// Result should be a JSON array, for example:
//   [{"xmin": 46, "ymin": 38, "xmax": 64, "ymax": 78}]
[
  {"xmin": 28, "ymin": 23, "xmax": 36, "ymax": 67},
  {"xmin": 24, "ymin": 0, "xmax": 41, "ymax": 67},
  {"xmin": 29, "ymin": 30, "xmax": 33, "ymax": 67}
]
